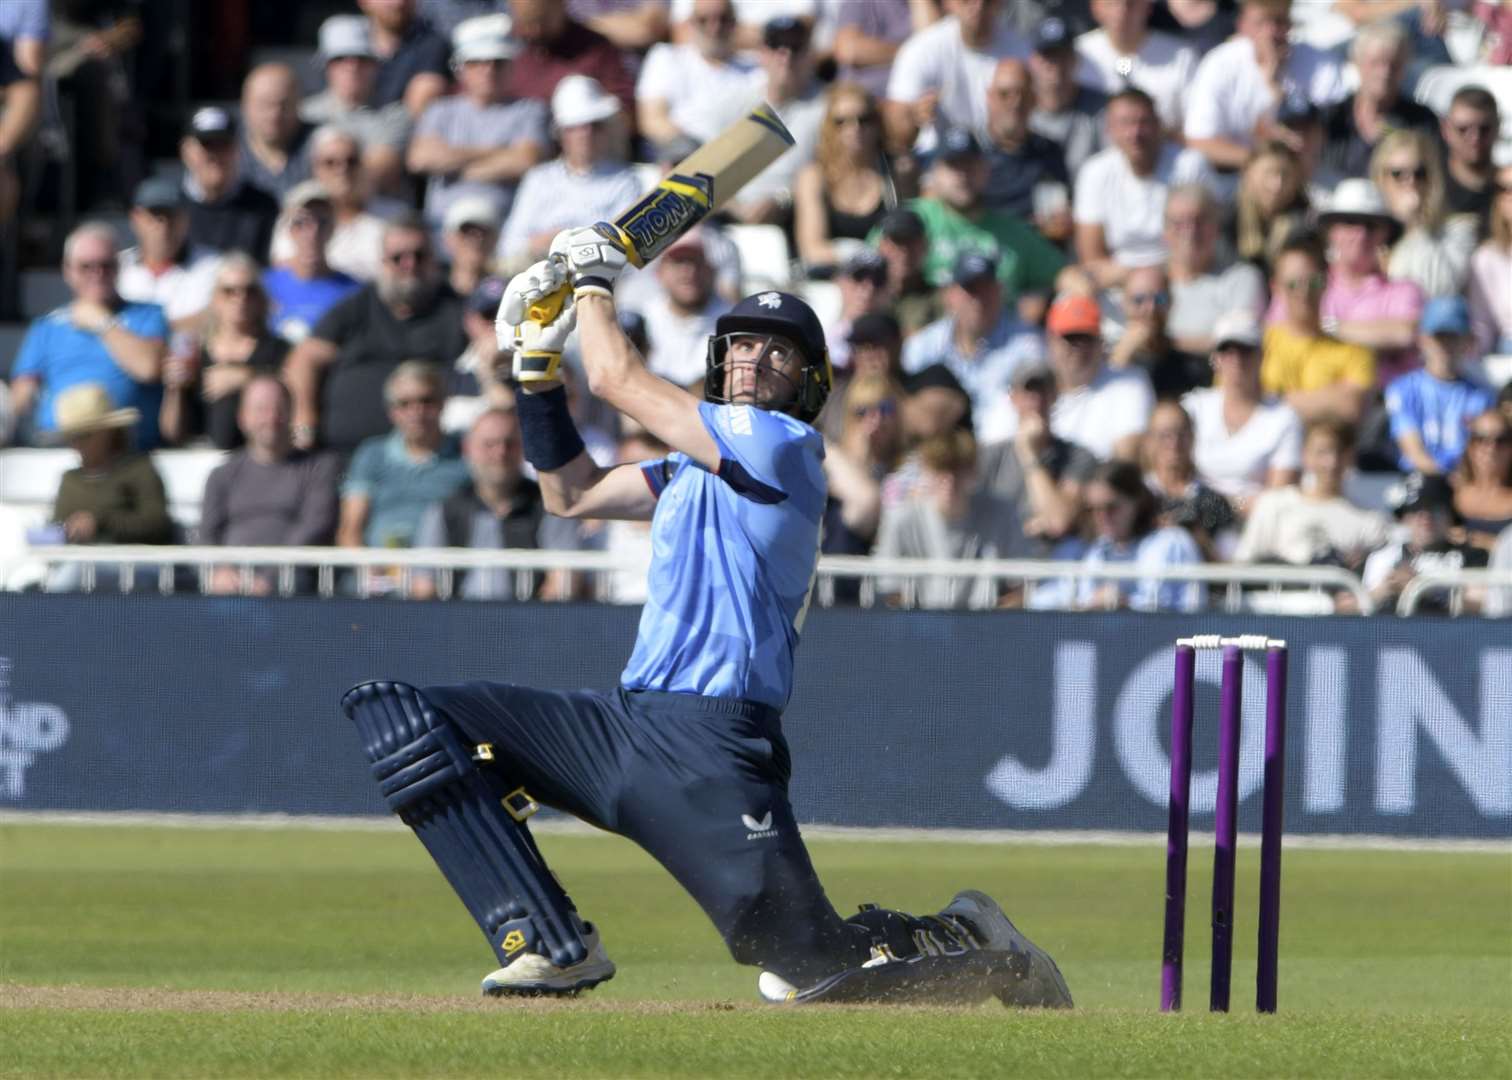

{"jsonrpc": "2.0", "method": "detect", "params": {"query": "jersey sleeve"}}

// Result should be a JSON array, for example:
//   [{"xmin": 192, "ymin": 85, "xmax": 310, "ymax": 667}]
[{"xmin": 697, "ymin": 401, "xmax": 819, "ymax": 505}]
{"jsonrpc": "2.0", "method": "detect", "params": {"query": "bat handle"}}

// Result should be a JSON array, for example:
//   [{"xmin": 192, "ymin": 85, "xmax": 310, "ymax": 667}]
[{"xmin": 526, "ymin": 283, "xmax": 571, "ymax": 326}]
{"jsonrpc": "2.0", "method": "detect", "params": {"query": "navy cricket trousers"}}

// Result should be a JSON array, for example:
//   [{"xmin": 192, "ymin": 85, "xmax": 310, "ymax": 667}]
[{"xmin": 422, "ymin": 680, "xmax": 869, "ymax": 985}]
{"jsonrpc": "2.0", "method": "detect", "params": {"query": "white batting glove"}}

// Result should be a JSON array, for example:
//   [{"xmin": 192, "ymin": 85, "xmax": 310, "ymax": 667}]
[
  {"xmin": 497, "ymin": 258, "xmax": 568, "ymax": 345},
  {"xmin": 549, "ymin": 224, "xmax": 628, "ymax": 299},
  {"xmin": 498, "ymin": 259, "xmax": 576, "ymax": 384}
]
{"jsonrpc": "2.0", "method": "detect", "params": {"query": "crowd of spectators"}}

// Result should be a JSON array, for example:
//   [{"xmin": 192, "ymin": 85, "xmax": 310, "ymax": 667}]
[{"xmin": 2, "ymin": 0, "xmax": 1512, "ymax": 614}]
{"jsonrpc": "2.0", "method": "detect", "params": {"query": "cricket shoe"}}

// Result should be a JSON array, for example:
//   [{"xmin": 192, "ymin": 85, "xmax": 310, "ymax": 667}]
[
  {"xmin": 937, "ymin": 889, "xmax": 1073, "ymax": 1009},
  {"xmin": 481, "ymin": 924, "xmax": 616, "ymax": 997}
]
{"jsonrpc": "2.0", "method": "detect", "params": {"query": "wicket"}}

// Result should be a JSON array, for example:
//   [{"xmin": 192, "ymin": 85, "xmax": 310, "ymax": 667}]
[{"xmin": 1161, "ymin": 635, "xmax": 1288, "ymax": 1014}]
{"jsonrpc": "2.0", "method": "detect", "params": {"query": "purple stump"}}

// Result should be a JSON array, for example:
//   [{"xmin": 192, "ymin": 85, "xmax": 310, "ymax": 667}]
[
  {"xmin": 1162, "ymin": 644, "xmax": 1196, "ymax": 1011},
  {"xmin": 1210, "ymin": 644, "xmax": 1243, "ymax": 1012},
  {"xmin": 1257, "ymin": 644, "xmax": 1288, "ymax": 1013}
]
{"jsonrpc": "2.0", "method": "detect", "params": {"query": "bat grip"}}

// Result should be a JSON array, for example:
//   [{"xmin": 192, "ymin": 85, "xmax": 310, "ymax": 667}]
[{"xmin": 526, "ymin": 284, "xmax": 570, "ymax": 326}]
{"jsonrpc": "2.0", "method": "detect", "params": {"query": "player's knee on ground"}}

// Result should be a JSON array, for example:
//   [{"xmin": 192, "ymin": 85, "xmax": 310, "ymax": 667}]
[{"xmin": 340, "ymin": 680, "xmax": 589, "ymax": 969}]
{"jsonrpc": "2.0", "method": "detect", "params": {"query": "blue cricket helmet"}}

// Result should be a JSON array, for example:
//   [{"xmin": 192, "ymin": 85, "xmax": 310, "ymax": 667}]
[{"xmin": 706, "ymin": 290, "xmax": 833, "ymax": 423}]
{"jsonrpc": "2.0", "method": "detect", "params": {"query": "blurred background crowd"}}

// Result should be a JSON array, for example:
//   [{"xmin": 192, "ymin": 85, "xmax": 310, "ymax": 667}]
[{"xmin": 1, "ymin": 0, "xmax": 1510, "ymax": 614}]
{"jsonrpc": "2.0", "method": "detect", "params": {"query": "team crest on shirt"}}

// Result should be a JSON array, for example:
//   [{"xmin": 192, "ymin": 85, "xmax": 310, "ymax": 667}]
[{"xmin": 756, "ymin": 292, "xmax": 783, "ymax": 309}]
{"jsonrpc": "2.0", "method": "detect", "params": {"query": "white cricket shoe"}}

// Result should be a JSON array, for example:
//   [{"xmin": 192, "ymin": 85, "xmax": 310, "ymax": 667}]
[{"xmin": 481, "ymin": 925, "xmax": 616, "ymax": 997}]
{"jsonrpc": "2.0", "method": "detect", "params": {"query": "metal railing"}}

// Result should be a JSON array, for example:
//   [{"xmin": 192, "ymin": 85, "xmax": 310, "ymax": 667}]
[
  {"xmin": 8, "ymin": 545, "xmax": 1379, "ymax": 614},
  {"xmin": 1396, "ymin": 568, "xmax": 1512, "ymax": 617}
]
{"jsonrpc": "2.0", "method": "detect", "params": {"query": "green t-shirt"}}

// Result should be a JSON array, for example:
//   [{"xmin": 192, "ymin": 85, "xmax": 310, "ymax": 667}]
[{"xmin": 872, "ymin": 198, "xmax": 1066, "ymax": 298}]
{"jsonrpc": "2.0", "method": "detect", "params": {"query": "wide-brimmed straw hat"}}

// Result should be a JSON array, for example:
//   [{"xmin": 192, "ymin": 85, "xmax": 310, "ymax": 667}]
[{"xmin": 54, "ymin": 383, "xmax": 139, "ymax": 438}]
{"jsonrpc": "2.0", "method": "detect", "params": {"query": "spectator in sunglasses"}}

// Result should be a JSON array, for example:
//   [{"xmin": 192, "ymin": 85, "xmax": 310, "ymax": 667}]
[
  {"xmin": 1108, "ymin": 263, "xmax": 1207, "ymax": 399},
  {"xmin": 1467, "ymin": 162, "xmax": 1512, "ymax": 358},
  {"xmin": 301, "ymin": 15, "xmax": 412, "ymax": 194},
  {"xmin": 1439, "ymin": 85, "xmax": 1501, "ymax": 228},
  {"xmin": 1453, "ymin": 409, "xmax": 1512, "ymax": 552},
  {"xmin": 1370, "ymin": 130, "xmax": 1478, "ymax": 299}
]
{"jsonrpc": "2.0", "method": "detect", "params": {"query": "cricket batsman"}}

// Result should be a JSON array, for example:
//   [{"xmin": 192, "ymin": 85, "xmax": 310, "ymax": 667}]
[{"xmin": 340, "ymin": 224, "xmax": 1073, "ymax": 1007}]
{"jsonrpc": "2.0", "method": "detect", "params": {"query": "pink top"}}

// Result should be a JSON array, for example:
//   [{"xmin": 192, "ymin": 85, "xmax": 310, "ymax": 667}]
[
  {"xmin": 1265, "ymin": 269, "xmax": 1425, "ymax": 387},
  {"xmin": 1468, "ymin": 243, "xmax": 1512, "ymax": 355}
]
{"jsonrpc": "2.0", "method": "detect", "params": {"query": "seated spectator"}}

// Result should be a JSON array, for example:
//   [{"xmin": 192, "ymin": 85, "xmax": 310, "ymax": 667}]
[
  {"xmin": 407, "ymin": 17, "xmax": 550, "ymax": 237},
  {"xmin": 875, "ymin": 428, "xmax": 1025, "ymax": 610},
  {"xmin": 411, "ymin": 406, "xmax": 591, "ymax": 600},
  {"xmin": 882, "ymin": 0, "xmax": 1028, "ymax": 151},
  {"xmin": 1438, "ymin": 85, "xmax": 1500, "ymax": 228},
  {"xmin": 11, "ymin": 223, "xmax": 167, "ymax": 449},
  {"xmin": 1232, "ymin": 141, "xmax": 1310, "ymax": 278},
  {"xmin": 361, "ymin": 0, "xmax": 450, "ymax": 118},
  {"xmin": 199, "ymin": 375, "xmax": 341, "ymax": 595},
  {"xmin": 893, "ymin": 128, "xmax": 1065, "ymax": 303},
  {"xmin": 794, "ymin": 82, "xmax": 903, "ymax": 276},
  {"xmin": 1183, "ymin": 0, "xmax": 1347, "ymax": 180},
  {"xmin": 338, "ymin": 361, "xmax": 469, "ymax": 567},
  {"xmin": 901, "ymin": 252, "xmax": 1044, "ymax": 423},
  {"xmin": 159, "ymin": 255, "xmax": 289, "ymax": 450},
  {"xmin": 976, "ymin": 361, "xmax": 1095, "ymax": 552},
  {"xmin": 1034, "ymin": 459, "xmax": 1204, "ymax": 612},
  {"xmin": 180, "ymin": 107, "xmax": 279, "ymax": 260},
  {"xmin": 979, "ymin": 58, "xmax": 1069, "ymax": 224},
  {"xmin": 300, "ymin": 15, "xmax": 411, "ymax": 193},
  {"xmin": 874, "ymin": 208, "xmax": 942, "ymax": 335},
  {"xmin": 1027, "ymin": 18, "xmax": 1105, "ymax": 179},
  {"xmin": 443, "ymin": 276, "xmax": 517, "ymax": 435},
  {"xmin": 1261, "ymin": 236, "xmax": 1374, "ymax": 424},
  {"xmin": 1182, "ymin": 311, "xmax": 1302, "ymax": 509},
  {"xmin": 1234, "ymin": 416, "xmax": 1390, "ymax": 569},
  {"xmin": 1485, "ymin": 524, "xmax": 1512, "ymax": 618},
  {"xmin": 1143, "ymin": 400, "xmax": 1241, "ymax": 562},
  {"xmin": 1108, "ymin": 263, "xmax": 1209, "ymax": 399},
  {"xmin": 1043, "ymin": 294, "xmax": 1154, "ymax": 462},
  {"xmin": 504, "ymin": 0, "xmax": 636, "ymax": 113},
  {"xmin": 1317, "ymin": 21, "xmax": 1438, "ymax": 183},
  {"xmin": 881, "ymin": 363, "xmax": 973, "ymax": 508},
  {"xmin": 1468, "ymin": 163, "xmax": 1512, "ymax": 358},
  {"xmin": 238, "ymin": 63, "xmax": 312, "ymax": 201},
  {"xmin": 499, "ymin": 74, "xmax": 643, "ymax": 269},
  {"xmin": 636, "ymin": 0, "xmax": 760, "ymax": 150},
  {"xmin": 1164, "ymin": 184, "xmax": 1268, "ymax": 359},
  {"xmin": 1453, "ymin": 408, "xmax": 1512, "ymax": 551},
  {"xmin": 116, "ymin": 178, "xmax": 221, "ymax": 332},
  {"xmin": 440, "ymin": 195, "xmax": 501, "ymax": 299},
  {"xmin": 44, "ymin": 384, "xmax": 173, "ymax": 590},
  {"xmin": 1385, "ymin": 298, "xmax": 1494, "ymax": 476},
  {"xmin": 263, "ymin": 184, "xmax": 362, "ymax": 344},
  {"xmin": 1371, "ymin": 132, "xmax": 1479, "ymax": 300},
  {"xmin": 1073, "ymin": 88, "xmax": 1213, "ymax": 287},
  {"xmin": 845, "ymin": 312, "xmax": 905, "ymax": 384},
  {"xmin": 832, "ymin": 0, "xmax": 927, "ymax": 100},
  {"xmin": 1363, "ymin": 473, "xmax": 1488, "ymax": 614},
  {"xmin": 634, "ymin": 228, "xmax": 731, "ymax": 387},
  {"xmin": 0, "ymin": 8, "xmax": 41, "ymax": 228},
  {"xmin": 826, "ymin": 249, "xmax": 891, "ymax": 372},
  {"xmin": 297, "ymin": 127, "xmax": 392, "ymax": 283},
  {"xmin": 824, "ymin": 375, "xmax": 904, "ymax": 555},
  {"xmin": 285, "ymin": 216, "xmax": 467, "ymax": 454},
  {"xmin": 1074, "ymin": 0, "xmax": 1197, "ymax": 133},
  {"xmin": 724, "ymin": 16, "xmax": 827, "ymax": 228},
  {"xmin": 1307, "ymin": 179, "xmax": 1423, "ymax": 386}
]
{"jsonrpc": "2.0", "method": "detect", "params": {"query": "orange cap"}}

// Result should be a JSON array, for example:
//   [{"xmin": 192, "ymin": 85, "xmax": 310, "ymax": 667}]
[{"xmin": 1047, "ymin": 295, "xmax": 1101, "ymax": 337}]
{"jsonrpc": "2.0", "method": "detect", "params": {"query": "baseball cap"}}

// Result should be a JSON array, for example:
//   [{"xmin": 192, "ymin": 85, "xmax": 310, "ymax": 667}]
[
  {"xmin": 1047, "ymin": 294, "xmax": 1102, "ymax": 336},
  {"xmin": 1011, "ymin": 360, "xmax": 1056, "ymax": 390},
  {"xmin": 1420, "ymin": 295, "xmax": 1471, "ymax": 337},
  {"xmin": 878, "ymin": 208, "xmax": 925, "ymax": 244},
  {"xmin": 551, "ymin": 74, "xmax": 621, "ymax": 128},
  {"xmin": 904, "ymin": 363, "xmax": 968, "ymax": 398},
  {"xmin": 132, "ymin": 176, "xmax": 182, "ymax": 211},
  {"xmin": 452, "ymin": 14, "xmax": 519, "ymax": 63},
  {"xmin": 841, "ymin": 248, "xmax": 888, "ymax": 284},
  {"xmin": 1388, "ymin": 473, "xmax": 1455, "ymax": 518},
  {"xmin": 282, "ymin": 180, "xmax": 333, "ymax": 212},
  {"xmin": 936, "ymin": 127, "xmax": 983, "ymax": 163},
  {"xmin": 467, "ymin": 276, "xmax": 507, "ymax": 316},
  {"xmin": 1033, "ymin": 17, "xmax": 1073, "ymax": 53},
  {"xmin": 443, "ymin": 195, "xmax": 503, "ymax": 233},
  {"xmin": 1212, "ymin": 310, "xmax": 1263, "ymax": 350},
  {"xmin": 763, "ymin": 15, "xmax": 811, "ymax": 51},
  {"xmin": 847, "ymin": 312, "xmax": 901, "ymax": 347},
  {"xmin": 665, "ymin": 227, "xmax": 711, "ymax": 260},
  {"xmin": 186, "ymin": 106, "xmax": 236, "ymax": 143},
  {"xmin": 951, "ymin": 251, "xmax": 998, "ymax": 288},
  {"xmin": 318, "ymin": 15, "xmax": 376, "ymax": 61}
]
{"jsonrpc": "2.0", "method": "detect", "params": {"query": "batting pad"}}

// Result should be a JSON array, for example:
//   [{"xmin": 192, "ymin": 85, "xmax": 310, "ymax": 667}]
[{"xmin": 341, "ymin": 681, "xmax": 588, "ymax": 970}]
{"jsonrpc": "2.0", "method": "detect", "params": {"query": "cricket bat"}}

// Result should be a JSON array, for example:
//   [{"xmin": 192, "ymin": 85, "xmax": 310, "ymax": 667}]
[{"xmin": 523, "ymin": 102, "xmax": 796, "ymax": 332}]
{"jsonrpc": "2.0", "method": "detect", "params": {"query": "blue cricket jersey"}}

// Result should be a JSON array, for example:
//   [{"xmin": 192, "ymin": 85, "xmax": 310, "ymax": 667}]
[{"xmin": 619, "ymin": 402, "xmax": 827, "ymax": 711}]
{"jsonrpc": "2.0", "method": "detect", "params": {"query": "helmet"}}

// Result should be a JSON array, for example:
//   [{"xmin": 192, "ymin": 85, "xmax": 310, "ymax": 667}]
[{"xmin": 705, "ymin": 291, "xmax": 832, "ymax": 424}]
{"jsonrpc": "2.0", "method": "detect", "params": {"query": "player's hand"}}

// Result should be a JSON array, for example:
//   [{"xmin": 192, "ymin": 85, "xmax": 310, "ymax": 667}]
[
  {"xmin": 549, "ymin": 224, "xmax": 628, "ymax": 299},
  {"xmin": 500, "ymin": 260, "xmax": 578, "ymax": 385},
  {"xmin": 497, "ymin": 258, "xmax": 568, "ymax": 338}
]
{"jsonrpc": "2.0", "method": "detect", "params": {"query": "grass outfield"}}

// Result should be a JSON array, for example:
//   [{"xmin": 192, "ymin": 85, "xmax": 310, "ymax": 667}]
[{"xmin": 1, "ymin": 823, "xmax": 1508, "ymax": 1079}]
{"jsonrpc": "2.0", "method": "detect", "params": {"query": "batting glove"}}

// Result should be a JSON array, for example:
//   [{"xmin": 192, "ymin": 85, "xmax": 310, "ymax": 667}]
[
  {"xmin": 550, "ymin": 224, "xmax": 629, "ymax": 299},
  {"xmin": 499, "ymin": 259, "xmax": 576, "ymax": 384}
]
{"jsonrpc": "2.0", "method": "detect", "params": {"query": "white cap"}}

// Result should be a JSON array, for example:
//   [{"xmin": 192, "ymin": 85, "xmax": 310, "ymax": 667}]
[
  {"xmin": 443, "ymin": 194, "xmax": 503, "ymax": 233},
  {"xmin": 551, "ymin": 74, "xmax": 622, "ymax": 128},
  {"xmin": 282, "ymin": 180, "xmax": 333, "ymax": 211},
  {"xmin": 318, "ymin": 15, "xmax": 376, "ymax": 61},
  {"xmin": 1211, "ymin": 310, "xmax": 1263, "ymax": 350},
  {"xmin": 452, "ymin": 14, "xmax": 519, "ymax": 63}
]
